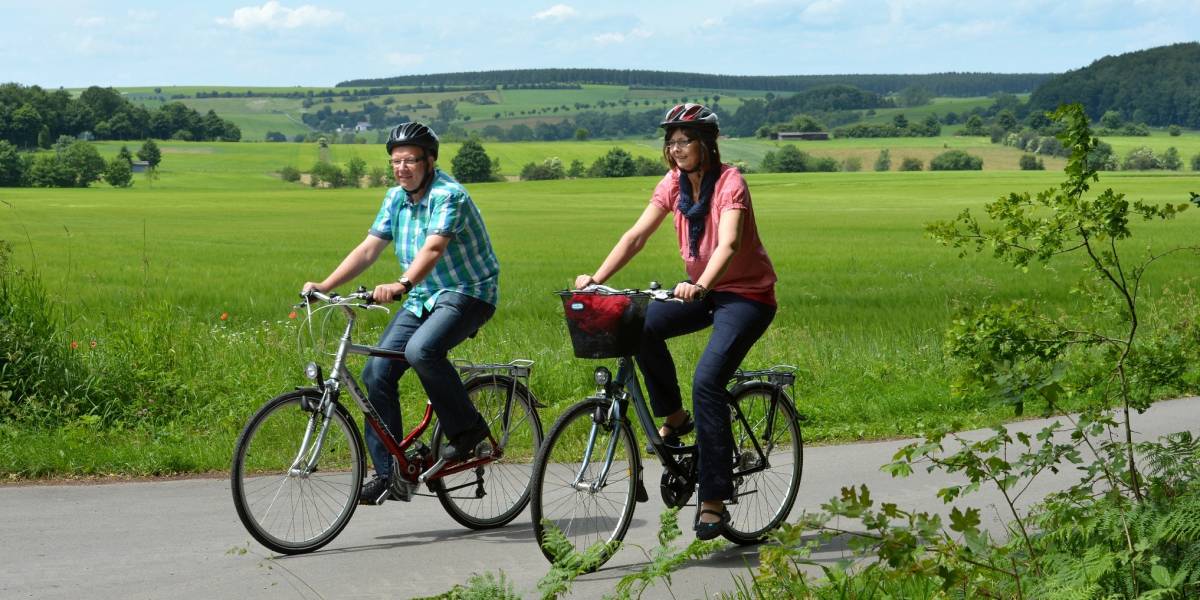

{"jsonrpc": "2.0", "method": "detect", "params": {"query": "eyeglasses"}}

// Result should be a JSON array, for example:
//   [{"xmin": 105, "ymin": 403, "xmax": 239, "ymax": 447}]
[
  {"xmin": 390, "ymin": 157, "xmax": 426, "ymax": 167},
  {"xmin": 665, "ymin": 139, "xmax": 696, "ymax": 150}
]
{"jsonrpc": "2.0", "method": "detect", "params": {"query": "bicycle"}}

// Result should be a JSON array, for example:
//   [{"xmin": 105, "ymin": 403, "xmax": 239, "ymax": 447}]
[
  {"xmin": 529, "ymin": 284, "xmax": 803, "ymax": 569},
  {"xmin": 230, "ymin": 289, "xmax": 544, "ymax": 555}
]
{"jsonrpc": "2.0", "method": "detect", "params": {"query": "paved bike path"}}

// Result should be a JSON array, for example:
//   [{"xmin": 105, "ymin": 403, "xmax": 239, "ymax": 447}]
[{"xmin": 2, "ymin": 396, "xmax": 1197, "ymax": 600}]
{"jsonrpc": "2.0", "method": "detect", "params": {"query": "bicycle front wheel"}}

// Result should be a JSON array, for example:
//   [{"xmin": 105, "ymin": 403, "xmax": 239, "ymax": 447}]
[
  {"xmin": 723, "ymin": 381, "xmax": 803, "ymax": 544},
  {"xmin": 530, "ymin": 398, "xmax": 638, "ymax": 568},
  {"xmin": 433, "ymin": 375, "xmax": 544, "ymax": 529},
  {"xmin": 231, "ymin": 389, "xmax": 364, "ymax": 554}
]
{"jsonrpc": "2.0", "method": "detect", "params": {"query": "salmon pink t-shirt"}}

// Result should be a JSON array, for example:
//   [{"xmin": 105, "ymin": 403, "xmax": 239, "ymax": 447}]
[{"xmin": 650, "ymin": 165, "xmax": 777, "ymax": 306}]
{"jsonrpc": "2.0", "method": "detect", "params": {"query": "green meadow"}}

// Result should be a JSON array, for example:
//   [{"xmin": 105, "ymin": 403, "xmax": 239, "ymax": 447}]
[{"xmin": 1, "ymin": 138, "xmax": 1198, "ymax": 478}]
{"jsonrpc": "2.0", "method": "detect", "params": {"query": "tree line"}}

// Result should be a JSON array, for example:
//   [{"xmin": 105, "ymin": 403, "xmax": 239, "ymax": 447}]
[
  {"xmin": 1028, "ymin": 42, "xmax": 1200, "ymax": 127},
  {"xmin": 338, "ymin": 68, "xmax": 1054, "ymax": 97},
  {"xmin": 0, "ymin": 84, "xmax": 241, "ymax": 148}
]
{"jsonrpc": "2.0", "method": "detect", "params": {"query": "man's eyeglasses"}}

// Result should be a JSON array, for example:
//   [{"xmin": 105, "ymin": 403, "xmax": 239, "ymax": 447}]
[
  {"xmin": 664, "ymin": 139, "xmax": 696, "ymax": 150},
  {"xmin": 390, "ymin": 157, "xmax": 426, "ymax": 167}
]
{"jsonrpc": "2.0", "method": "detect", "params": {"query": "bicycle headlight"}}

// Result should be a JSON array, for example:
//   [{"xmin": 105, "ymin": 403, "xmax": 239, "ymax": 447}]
[
  {"xmin": 304, "ymin": 362, "xmax": 323, "ymax": 383},
  {"xmin": 593, "ymin": 366, "xmax": 612, "ymax": 387}
]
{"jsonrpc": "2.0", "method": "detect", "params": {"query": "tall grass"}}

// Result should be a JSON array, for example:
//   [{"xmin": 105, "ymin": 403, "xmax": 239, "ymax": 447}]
[{"xmin": 1, "ymin": 152, "xmax": 1197, "ymax": 476}]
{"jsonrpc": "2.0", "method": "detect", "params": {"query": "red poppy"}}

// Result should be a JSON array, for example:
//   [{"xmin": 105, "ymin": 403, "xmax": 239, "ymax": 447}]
[
  {"xmin": 220, "ymin": 312, "xmax": 229, "ymax": 321},
  {"xmin": 288, "ymin": 310, "xmax": 298, "ymax": 319},
  {"xmin": 70, "ymin": 340, "xmax": 79, "ymax": 350}
]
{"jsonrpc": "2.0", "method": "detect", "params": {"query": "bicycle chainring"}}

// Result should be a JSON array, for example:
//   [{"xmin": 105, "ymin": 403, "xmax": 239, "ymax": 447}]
[{"xmin": 659, "ymin": 455, "xmax": 696, "ymax": 508}]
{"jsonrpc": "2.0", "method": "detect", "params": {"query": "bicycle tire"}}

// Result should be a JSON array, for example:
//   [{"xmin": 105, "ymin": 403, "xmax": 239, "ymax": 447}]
[
  {"xmin": 231, "ymin": 389, "xmax": 364, "ymax": 554},
  {"xmin": 529, "ymin": 398, "xmax": 638, "ymax": 569},
  {"xmin": 432, "ymin": 375, "xmax": 544, "ymax": 529},
  {"xmin": 722, "ymin": 381, "xmax": 803, "ymax": 544}
]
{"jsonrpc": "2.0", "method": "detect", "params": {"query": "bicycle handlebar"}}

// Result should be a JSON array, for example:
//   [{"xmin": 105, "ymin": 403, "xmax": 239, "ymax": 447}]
[
  {"xmin": 577, "ymin": 283, "xmax": 679, "ymax": 303},
  {"xmin": 299, "ymin": 288, "xmax": 387, "ymax": 311}
]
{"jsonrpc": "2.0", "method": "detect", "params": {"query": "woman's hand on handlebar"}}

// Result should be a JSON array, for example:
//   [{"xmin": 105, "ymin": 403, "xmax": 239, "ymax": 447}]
[
  {"xmin": 673, "ymin": 281, "xmax": 707, "ymax": 302},
  {"xmin": 574, "ymin": 274, "xmax": 598, "ymax": 290},
  {"xmin": 371, "ymin": 281, "xmax": 406, "ymax": 304}
]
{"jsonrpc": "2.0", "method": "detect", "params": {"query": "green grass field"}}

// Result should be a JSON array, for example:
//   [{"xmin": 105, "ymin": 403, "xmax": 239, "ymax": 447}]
[{"xmin": 2, "ymin": 136, "xmax": 1197, "ymax": 477}]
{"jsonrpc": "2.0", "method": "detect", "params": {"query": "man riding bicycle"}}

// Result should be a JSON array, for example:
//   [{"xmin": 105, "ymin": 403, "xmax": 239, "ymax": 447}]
[{"xmin": 303, "ymin": 122, "xmax": 500, "ymax": 505}]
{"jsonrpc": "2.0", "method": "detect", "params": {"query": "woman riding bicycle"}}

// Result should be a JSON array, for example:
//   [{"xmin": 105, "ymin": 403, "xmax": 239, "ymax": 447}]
[{"xmin": 574, "ymin": 103, "xmax": 778, "ymax": 540}]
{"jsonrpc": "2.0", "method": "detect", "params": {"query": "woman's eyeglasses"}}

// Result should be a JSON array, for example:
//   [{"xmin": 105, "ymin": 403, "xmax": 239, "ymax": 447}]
[{"xmin": 665, "ymin": 139, "xmax": 696, "ymax": 150}]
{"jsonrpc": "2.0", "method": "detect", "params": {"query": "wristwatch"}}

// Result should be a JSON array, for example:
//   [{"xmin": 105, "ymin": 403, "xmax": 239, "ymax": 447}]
[{"xmin": 397, "ymin": 276, "xmax": 413, "ymax": 294}]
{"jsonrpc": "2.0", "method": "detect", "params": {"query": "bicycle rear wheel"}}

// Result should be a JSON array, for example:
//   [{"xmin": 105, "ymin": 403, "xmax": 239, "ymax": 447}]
[
  {"xmin": 723, "ymin": 381, "xmax": 803, "ymax": 544},
  {"xmin": 231, "ymin": 389, "xmax": 364, "ymax": 554},
  {"xmin": 433, "ymin": 375, "xmax": 544, "ymax": 529},
  {"xmin": 530, "ymin": 398, "xmax": 638, "ymax": 569}
]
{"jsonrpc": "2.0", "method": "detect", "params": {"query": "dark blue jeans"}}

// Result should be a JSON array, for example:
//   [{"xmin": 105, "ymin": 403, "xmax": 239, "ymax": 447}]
[
  {"xmin": 361, "ymin": 292, "xmax": 496, "ymax": 479},
  {"xmin": 635, "ymin": 291, "xmax": 776, "ymax": 503}
]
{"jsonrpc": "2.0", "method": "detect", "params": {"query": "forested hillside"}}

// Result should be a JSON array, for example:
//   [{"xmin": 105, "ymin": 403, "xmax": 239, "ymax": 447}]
[
  {"xmin": 339, "ymin": 68, "xmax": 1053, "ymax": 97},
  {"xmin": 1028, "ymin": 42, "xmax": 1200, "ymax": 127}
]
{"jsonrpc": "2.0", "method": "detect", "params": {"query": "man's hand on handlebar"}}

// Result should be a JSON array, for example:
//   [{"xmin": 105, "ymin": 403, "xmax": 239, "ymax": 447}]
[{"xmin": 371, "ymin": 282, "xmax": 407, "ymax": 304}]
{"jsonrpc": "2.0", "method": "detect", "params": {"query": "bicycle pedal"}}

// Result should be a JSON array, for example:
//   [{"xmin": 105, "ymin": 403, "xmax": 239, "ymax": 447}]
[{"xmin": 390, "ymin": 478, "xmax": 418, "ymax": 502}]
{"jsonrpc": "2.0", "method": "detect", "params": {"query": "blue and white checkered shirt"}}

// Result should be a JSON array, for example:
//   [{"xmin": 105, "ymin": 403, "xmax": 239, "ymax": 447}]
[{"xmin": 368, "ymin": 169, "xmax": 500, "ymax": 316}]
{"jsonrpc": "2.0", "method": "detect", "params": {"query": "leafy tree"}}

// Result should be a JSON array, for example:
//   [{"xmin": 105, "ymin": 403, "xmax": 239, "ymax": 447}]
[
  {"xmin": 1100, "ymin": 110, "xmax": 1123, "ymax": 129},
  {"xmin": 996, "ymin": 109, "xmax": 1018, "ymax": 132},
  {"xmin": 1167, "ymin": 124, "xmax": 1182, "ymax": 136},
  {"xmin": 574, "ymin": 128, "xmax": 589, "ymax": 141},
  {"xmin": 633, "ymin": 156, "xmax": 664, "ymax": 176},
  {"xmin": 436, "ymin": 99, "xmax": 458, "ymax": 122},
  {"xmin": 873, "ymin": 148, "xmax": 891, "ymax": 171},
  {"xmin": 116, "ymin": 145, "xmax": 133, "ymax": 165},
  {"xmin": 137, "ymin": 139, "xmax": 161, "ymax": 169},
  {"xmin": 588, "ymin": 147, "xmax": 636, "ymax": 178},
  {"xmin": 930, "ymin": 150, "xmax": 983, "ymax": 171},
  {"xmin": 345, "ymin": 156, "xmax": 367, "ymax": 187},
  {"xmin": 567, "ymin": 159, "xmax": 585, "ymax": 178},
  {"xmin": 961, "ymin": 114, "xmax": 986, "ymax": 136},
  {"xmin": 27, "ymin": 154, "xmax": 75, "ymax": 187},
  {"xmin": 264, "ymin": 131, "xmax": 287, "ymax": 142},
  {"xmin": 103, "ymin": 157, "xmax": 133, "ymax": 187},
  {"xmin": 62, "ymin": 141, "xmax": 105, "ymax": 186},
  {"xmin": 898, "ymin": 157, "xmax": 923, "ymax": 171},
  {"xmin": 892, "ymin": 114, "xmax": 909, "ymax": 129},
  {"xmin": 1192, "ymin": 152, "xmax": 1200, "ymax": 171},
  {"xmin": 450, "ymin": 139, "xmax": 493, "ymax": 183},
  {"xmin": 0, "ymin": 141, "xmax": 24, "ymax": 186}
]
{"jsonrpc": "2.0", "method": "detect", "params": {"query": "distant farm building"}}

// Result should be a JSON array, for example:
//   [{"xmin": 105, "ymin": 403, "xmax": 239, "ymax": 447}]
[
  {"xmin": 776, "ymin": 131, "xmax": 829, "ymax": 141},
  {"xmin": 131, "ymin": 160, "xmax": 150, "ymax": 173},
  {"xmin": 354, "ymin": 121, "xmax": 371, "ymax": 132}
]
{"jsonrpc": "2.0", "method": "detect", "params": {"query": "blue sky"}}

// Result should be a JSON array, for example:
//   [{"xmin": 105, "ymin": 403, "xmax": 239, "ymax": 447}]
[{"xmin": 2, "ymin": 1, "xmax": 1197, "ymax": 88}]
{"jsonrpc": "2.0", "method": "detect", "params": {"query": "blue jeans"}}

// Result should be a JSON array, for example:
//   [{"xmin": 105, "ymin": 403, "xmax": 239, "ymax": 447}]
[
  {"xmin": 635, "ymin": 291, "xmax": 776, "ymax": 502},
  {"xmin": 361, "ymin": 292, "xmax": 496, "ymax": 479}
]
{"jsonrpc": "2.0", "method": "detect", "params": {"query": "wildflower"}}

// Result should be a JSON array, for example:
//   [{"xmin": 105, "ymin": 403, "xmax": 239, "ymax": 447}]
[
  {"xmin": 220, "ymin": 312, "xmax": 229, "ymax": 321},
  {"xmin": 288, "ymin": 310, "xmax": 298, "ymax": 319},
  {"xmin": 89, "ymin": 340, "xmax": 97, "ymax": 349},
  {"xmin": 70, "ymin": 340, "xmax": 79, "ymax": 350}
]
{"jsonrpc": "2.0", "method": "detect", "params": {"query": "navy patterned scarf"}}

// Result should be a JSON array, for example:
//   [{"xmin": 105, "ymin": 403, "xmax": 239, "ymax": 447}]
[{"xmin": 677, "ymin": 168, "xmax": 719, "ymax": 258}]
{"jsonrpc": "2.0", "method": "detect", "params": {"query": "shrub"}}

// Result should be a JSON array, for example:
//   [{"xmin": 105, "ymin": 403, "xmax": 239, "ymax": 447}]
[
  {"xmin": 367, "ymin": 165, "xmax": 389, "ymax": 187},
  {"xmin": 588, "ymin": 148, "xmax": 636, "ymax": 178},
  {"xmin": 898, "ymin": 157, "xmax": 923, "ymax": 171},
  {"xmin": 1191, "ymin": 153, "xmax": 1200, "ymax": 171},
  {"xmin": 1122, "ymin": 146, "xmax": 1160, "ymax": 170},
  {"xmin": 1018, "ymin": 154, "xmax": 1044, "ymax": 170},
  {"xmin": 873, "ymin": 149, "xmax": 891, "ymax": 171},
  {"xmin": 1168, "ymin": 124, "xmax": 1182, "ymax": 136},
  {"xmin": 450, "ymin": 139, "xmax": 493, "ymax": 183},
  {"xmin": 103, "ymin": 157, "xmax": 133, "ymax": 187},
  {"xmin": 841, "ymin": 156, "xmax": 863, "ymax": 172},
  {"xmin": 930, "ymin": 150, "xmax": 983, "ymax": 171},
  {"xmin": 279, "ymin": 165, "xmax": 301, "ymax": 182},
  {"xmin": 1162, "ymin": 147, "xmax": 1183, "ymax": 171},
  {"xmin": 519, "ymin": 157, "xmax": 566, "ymax": 181},
  {"xmin": 309, "ymin": 161, "xmax": 346, "ymax": 188}
]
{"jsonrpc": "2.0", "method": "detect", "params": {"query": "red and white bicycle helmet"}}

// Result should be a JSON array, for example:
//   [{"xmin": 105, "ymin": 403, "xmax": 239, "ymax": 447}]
[{"xmin": 660, "ymin": 103, "xmax": 719, "ymax": 132}]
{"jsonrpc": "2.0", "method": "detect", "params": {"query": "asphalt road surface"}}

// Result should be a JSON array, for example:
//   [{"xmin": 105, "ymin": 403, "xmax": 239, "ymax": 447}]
[{"xmin": 2, "ymin": 396, "xmax": 1196, "ymax": 599}]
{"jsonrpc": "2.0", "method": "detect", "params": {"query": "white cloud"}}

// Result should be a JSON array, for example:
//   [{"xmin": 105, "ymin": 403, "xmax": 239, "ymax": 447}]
[
  {"xmin": 387, "ymin": 53, "xmax": 425, "ymax": 68},
  {"xmin": 533, "ymin": 4, "xmax": 577, "ymax": 21},
  {"xmin": 75, "ymin": 17, "xmax": 106, "ymax": 27},
  {"xmin": 216, "ymin": 1, "xmax": 343, "ymax": 30},
  {"xmin": 701, "ymin": 18, "xmax": 722, "ymax": 29},
  {"xmin": 593, "ymin": 27, "xmax": 650, "ymax": 45}
]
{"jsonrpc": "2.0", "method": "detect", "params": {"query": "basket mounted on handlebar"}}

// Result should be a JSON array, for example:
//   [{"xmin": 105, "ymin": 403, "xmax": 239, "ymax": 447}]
[{"xmin": 556, "ymin": 290, "xmax": 649, "ymax": 359}]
